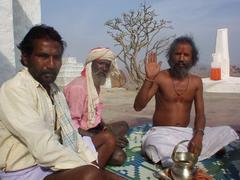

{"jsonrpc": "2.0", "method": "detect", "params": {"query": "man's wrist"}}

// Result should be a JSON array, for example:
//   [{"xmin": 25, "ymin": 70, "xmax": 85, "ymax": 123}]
[
  {"xmin": 194, "ymin": 128, "xmax": 204, "ymax": 136},
  {"xmin": 145, "ymin": 77, "xmax": 155, "ymax": 82},
  {"xmin": 78, "ymin": 128, "xmax": 94, "ymax": 137}
]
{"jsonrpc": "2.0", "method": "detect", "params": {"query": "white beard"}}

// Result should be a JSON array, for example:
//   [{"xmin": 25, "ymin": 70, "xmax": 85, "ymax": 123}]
[{"xmin": 93, "ymin": 73, "xmax": 107, "ymax": 87}]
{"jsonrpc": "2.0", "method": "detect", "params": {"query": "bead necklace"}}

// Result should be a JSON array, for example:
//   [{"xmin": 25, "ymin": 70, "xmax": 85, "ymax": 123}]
[{"xmin": 171, "ymin": 75, "xmax": 189, "ymax": 102}]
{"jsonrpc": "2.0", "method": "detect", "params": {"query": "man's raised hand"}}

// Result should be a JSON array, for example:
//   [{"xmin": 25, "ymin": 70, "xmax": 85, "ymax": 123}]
[{"xmin": 145, "ymin": 51, "xmax": 161, "ymax": 80}]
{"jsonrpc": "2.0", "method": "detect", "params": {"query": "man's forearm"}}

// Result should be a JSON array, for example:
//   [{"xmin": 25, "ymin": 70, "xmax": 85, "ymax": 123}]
[
  {"xmin": 134, "ymin": 80, "xmax": 155, "ymax": 111},
  {"xmin": 194, "ymin": 115, "xmax": 206, "ymax": 135},
  {"xmin": 78, "ymin": 128, "xmax": 94, "ymax": 137}
]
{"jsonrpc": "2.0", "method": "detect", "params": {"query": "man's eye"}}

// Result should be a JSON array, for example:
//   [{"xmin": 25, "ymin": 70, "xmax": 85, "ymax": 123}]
[
  {"xmin": 54, "ymin": 55, "xmax": 62, "ymax": 60},
  {"xmin": 38, "ymin": 54, "xmax": 49, "ymax": 58}
]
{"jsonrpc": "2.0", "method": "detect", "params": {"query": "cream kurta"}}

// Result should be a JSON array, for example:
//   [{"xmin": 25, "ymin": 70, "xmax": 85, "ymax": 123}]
[{"xmin": 0, "ymin": 69, "xmax": 97, "ymax": 171}]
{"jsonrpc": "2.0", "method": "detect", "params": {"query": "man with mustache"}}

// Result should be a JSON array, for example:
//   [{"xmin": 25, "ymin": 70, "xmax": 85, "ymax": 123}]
[
  {"xmin": 134, "ymin": 36, "xmax": 238, "ymax": 167},
  {"xmin": 64, "ymin": 47, "xmax": 129, "ymax": 166},
  {"xmin": 0, "ymin": 25, "xmax": 124, "ymax": 180}
]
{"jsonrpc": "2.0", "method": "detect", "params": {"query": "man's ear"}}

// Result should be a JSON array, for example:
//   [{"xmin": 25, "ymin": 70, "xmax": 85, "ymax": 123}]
[{"xmin": 21, "ymin": 53, "xmax": 29, "ymax": 67}]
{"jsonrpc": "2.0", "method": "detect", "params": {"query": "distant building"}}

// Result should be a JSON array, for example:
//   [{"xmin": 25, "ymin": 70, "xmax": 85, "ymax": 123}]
[{"xmin": 55, "ymin": 57, "xmax": 83, "ymax": 89}]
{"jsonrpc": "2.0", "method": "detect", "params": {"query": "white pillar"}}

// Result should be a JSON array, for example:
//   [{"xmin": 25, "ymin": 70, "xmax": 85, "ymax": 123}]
[
  {"xmin": 0, "ymin": 0, "xmax": 41, "ymax": 84},
  {"xmin": 0, "ymin": 0, "xmax": 15, "ymax": 67},
  {"xmin": 0, "ymin": 0, "xmax": 16, "ymax": 84},
  {"xmin": 12, "ymin": 0, "xmax": 41, "ymax": 71},
  {"xmin": 214, "ymin": 28, "xmax": 230, "ymax": 79}
]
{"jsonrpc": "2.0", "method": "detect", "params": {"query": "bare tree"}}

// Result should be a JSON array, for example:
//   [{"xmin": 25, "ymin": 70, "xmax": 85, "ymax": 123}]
[{"xmin": 105, "ymin": 4, "xmax": 174, "ymax": 88}]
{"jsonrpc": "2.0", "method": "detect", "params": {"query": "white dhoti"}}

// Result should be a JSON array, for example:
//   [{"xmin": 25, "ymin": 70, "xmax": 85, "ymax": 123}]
[{"xmin": 142, "ymin": 126, "xmax": 239, "ymax": 167}]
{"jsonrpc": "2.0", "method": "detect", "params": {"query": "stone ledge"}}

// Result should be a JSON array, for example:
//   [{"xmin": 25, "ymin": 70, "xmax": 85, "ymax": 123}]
[{"xmin": 202, "ymin": 77, "xmax": 240, "ymax": 93}]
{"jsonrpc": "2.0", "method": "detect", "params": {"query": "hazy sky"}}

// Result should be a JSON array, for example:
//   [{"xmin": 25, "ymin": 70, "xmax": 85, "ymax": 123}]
[{"xmin": 41, "ymin": 0, "xmax": 240, "ymax": 67}]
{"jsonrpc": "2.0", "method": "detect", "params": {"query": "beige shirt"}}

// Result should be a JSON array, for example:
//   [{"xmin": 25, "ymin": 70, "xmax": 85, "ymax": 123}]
[{"xmin": 0, "ymin": 69, "xmax": 97, "ymax": 171}]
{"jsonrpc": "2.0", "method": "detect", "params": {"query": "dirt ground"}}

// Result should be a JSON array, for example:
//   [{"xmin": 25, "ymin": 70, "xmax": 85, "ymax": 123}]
[{"xmin": 101, "ymin": 88, "xmax": 240, "ymax": 130}]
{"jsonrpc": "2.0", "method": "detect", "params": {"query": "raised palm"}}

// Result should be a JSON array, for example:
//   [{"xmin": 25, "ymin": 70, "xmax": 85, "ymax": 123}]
[{"xmin": 145, "ymin": 51, "xmax": 161, "ymax": 80}]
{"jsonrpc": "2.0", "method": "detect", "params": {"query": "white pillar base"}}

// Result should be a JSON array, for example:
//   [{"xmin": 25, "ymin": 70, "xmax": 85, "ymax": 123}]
[{"xmin": 202, "ymin": 77, "xmax": 240, "ymax": 93}]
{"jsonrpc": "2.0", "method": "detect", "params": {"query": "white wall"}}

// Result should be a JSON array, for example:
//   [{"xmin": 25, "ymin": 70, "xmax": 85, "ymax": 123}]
[
  {"xmin": 0, "ymin": 0, "xmax": 41, "ymax": 85},
  {"xmin": 12, "ymin": 0, "xmax": 41, "ymax": 71},
  {"xmin": 0, "ymin": 0, "xmax": 15, "ymax": 84}
]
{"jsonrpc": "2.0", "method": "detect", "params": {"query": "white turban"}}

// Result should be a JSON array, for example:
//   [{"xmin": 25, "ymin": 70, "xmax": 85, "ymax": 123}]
[{"xmin": 85, "ymin": 47, "xmax": 116, "ymax": 64}]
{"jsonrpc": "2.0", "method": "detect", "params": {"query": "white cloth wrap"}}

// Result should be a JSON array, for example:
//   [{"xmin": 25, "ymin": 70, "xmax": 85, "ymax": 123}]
[
  {"xmin": 85, "ymin": 62, "xmax": 99, "ymax": 128},
  {"xmin": 142, "ymin": 126, "xmax": 239, "ymax": 167},
  {"xmin": 84, "ymin": 48, "xmax": 117, "ymax": 129}
]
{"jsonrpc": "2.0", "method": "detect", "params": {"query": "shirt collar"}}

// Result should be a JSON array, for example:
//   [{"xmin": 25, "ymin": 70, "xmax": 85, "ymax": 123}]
[
  {"xmin": 22, "ymin": 68, "xmax": 59, "ymax": 94},
  {"xmin": 22, "ymin": 68, "xmax": 41, "ymax": 88}
]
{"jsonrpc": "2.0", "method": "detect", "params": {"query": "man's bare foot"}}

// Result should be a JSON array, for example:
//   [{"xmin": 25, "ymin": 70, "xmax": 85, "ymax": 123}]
[{"xmin": 216, "ymin": 148, "xmax": 226, "ymax": 156}]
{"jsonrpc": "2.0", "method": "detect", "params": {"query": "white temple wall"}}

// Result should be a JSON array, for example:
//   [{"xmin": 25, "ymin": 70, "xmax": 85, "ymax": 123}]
[
  {"xmin": 0, "ymin": 0, "xmax": 41, "ymax": 85},
  {"xmin": 12, "ymin": 0, "xmax": 41, "ymax": 71},
  {"xmin": 0, "ymin": 0, "xmax": 15, "ymax": 84}
]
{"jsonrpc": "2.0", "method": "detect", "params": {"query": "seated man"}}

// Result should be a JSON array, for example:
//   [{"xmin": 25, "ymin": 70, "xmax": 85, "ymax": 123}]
[
  {"xmin": 64, "ymin": 47, "xmax": 129, "ymax": 166},
  {"xmin": 134, "ymin": 36, "xmax": 239, "ymax": 167},
  {"xmin": 0, "ymin": 24, "xmax": 123, "ymax": 180}
]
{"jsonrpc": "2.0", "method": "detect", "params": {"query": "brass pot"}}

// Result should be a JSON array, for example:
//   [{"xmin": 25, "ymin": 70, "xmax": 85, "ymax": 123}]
[{"xmin": 170, "ymin": 140, "xmax": 198, "ymax": 180}]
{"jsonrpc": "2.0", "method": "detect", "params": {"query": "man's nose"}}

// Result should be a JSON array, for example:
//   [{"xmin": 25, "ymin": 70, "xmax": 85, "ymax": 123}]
[
  {"xmin": 179, "ymin": 54, "xmax": 184, "ymax": 60},
  {"xmin": 102, "ymin": 64, "xmax": 109, "ymax": 72},
  {"xmin": 47, "ymin": 56, "xmax": 56, "ymax": 68}
]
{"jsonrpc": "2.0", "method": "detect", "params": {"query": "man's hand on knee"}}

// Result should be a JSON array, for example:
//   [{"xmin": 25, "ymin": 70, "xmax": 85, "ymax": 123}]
[{"xmin": 116, "ymin": 136, "xmax": 129, "ymax": 148}]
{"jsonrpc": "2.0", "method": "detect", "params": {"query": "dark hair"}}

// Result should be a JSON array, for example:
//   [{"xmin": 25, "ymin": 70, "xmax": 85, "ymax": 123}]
[
  {"xmin": 166, "ymin": 36, "xmax": 199, "ymax": 66},
  {"xmin": 18, "ymin": 24, "xmax": 66, "ymax": 55}
]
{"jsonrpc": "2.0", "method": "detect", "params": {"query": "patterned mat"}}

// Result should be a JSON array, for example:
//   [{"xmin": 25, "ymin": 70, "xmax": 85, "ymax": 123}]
[{"xmin": 106, "ymin": 123, "xmax": 240, "ymax": 180}]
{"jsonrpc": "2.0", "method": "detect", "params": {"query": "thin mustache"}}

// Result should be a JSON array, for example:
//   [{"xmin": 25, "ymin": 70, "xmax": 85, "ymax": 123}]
[
  {"xmin": 94, "ymin": 70, "xmax": 107, "ymax": 77},
  {"xmin": 41, "ymin": 70, "xmax": 57, "ymax": 76},
  {"xmin": 175, "ymin": 62, "xmax": 189, "ymax": 68},
  {"xmin": 176, "ymin": 61, "xmax": 186, "ymax": 65}
]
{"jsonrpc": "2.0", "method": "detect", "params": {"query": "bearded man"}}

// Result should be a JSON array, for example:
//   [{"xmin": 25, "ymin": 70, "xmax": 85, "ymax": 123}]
[
  {"xmin": 64, "ymin": 47, "xmax": 129, "ymax": 166},
  {"xmin": 134, "ymin": 36, "xmax": 239, "ymax": 167}
]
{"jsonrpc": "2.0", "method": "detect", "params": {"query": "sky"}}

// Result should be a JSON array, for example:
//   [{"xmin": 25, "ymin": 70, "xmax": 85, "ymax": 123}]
[{"xmin": 41, "ymin": 0, "xmax": 240, "ymax": 68}]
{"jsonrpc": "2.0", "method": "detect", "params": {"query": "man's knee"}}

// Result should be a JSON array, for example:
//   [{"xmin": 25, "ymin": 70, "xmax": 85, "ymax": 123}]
[
  {"xmin": 118, "ymin": 121, "xmax": 129, "ymax": 132},
  {"xmin": 109, "ymin": 148, "xmax": 127, "ymax": 166},
  {"xmin": 45, "ymin": 165, "xmax": 102, "ymax": 180},
  {"xmin": 79, "ymin": 166, "xmax": 102, "ymax": 180},
  {"xmin": 109, "ymin": 121, "xmax": 129, "ymax": 136}
]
